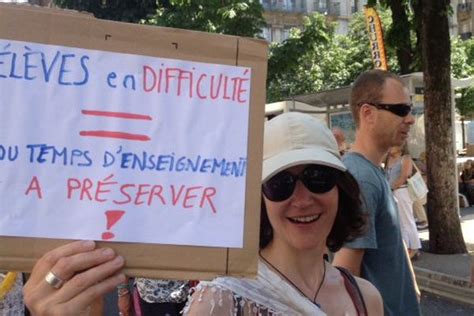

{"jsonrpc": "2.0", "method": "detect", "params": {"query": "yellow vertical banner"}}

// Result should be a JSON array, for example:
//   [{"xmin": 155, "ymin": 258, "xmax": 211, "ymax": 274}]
[{"xmin": 364, "ymin": 6, "xmax": 388, "ymax": 70}]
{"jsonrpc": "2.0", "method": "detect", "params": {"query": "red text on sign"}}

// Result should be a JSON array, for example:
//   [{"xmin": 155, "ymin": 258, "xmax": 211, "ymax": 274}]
[{"xmin": 66, "ymin": 176, "xmax": 217, "ymax": 213}]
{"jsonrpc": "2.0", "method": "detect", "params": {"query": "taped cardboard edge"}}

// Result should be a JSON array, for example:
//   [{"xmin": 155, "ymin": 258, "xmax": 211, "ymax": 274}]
[
  {"xmin": 0, "ymin": 3, "xmax": 246, "ymax": 64},
  {"xmin": 227, "ymin": 37, "xmax": 268, "ymax": 278}
]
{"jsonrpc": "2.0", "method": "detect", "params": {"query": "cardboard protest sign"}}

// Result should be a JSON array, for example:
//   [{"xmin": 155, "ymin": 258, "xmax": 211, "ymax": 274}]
[{"xmin": 0, "ymin": 4, "xmax": 267, "ymax": 279}]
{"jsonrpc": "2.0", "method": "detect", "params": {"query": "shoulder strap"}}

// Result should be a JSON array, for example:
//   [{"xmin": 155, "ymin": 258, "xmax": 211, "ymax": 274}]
[
  {"xmin": 412, "ymin": 159, "xmax": 421, "ymax": 174},
  {"xmin": 336, "ymin": 267, "xmax": 368, "ymax": 316}
]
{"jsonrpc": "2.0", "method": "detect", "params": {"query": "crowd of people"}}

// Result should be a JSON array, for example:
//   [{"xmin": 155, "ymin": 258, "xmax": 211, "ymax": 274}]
[
  {"xmin": 460, "ymin": 159, "xmax": 474, "ymax": 207},
  {"xmin": 1, "ymin": 70, "xmax": 432, "ymax": 315},
  {"xmin": 385, "ymin": 146, "xmax": 422, "ymax": 259}
]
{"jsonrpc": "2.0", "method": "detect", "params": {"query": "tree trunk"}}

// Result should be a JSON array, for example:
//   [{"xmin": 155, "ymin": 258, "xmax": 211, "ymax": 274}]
[
  {"xmin": 420, "ymin": 0, "xmax": 467, "ymax": 254},
  {"xmin": 461, "ymin": 117, "xmax": 466, "ymax": 149},
  {"xmin": 387, "ymin": 0, "xmax": 412, "ymax": 74}
]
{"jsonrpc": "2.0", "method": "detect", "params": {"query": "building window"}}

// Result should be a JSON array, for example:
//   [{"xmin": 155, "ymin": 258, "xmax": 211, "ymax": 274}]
[
  {"xmin": 314, "ymin": 0, "xmax": 328, "ymax": 13},
  {"xmin": 261, "ymin": 0, "xmax": 305, "ymax": 12},
  {"xmin": 261, "ymin": 26, "xmax": 272, "ymax": 42},
  {"xmin": 328, "ymin": 1, "xmax": 341, "ymax": 16},
  {"xmin": 458, "ymin": 1, "xmax": 472, "ymax": 13},
  {"xmin": 352, "ymin": 0, "xmax": 367, "ymax": 13},
  {"xmin": 461, "ymin": 32, "xmax": 472, "ymax": 40},
  {"xmin": 282, "ymin": 26, "xmax": 295, "ymax": 41},
  {"xmin": 273, "ymin": 28, "xmax": 282, "ymax": 42}
]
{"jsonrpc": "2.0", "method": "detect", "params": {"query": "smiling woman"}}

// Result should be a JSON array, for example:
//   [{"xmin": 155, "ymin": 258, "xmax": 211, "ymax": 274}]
[
  {"xmin": 22, "ymin": 112, "xmax": 384, "ymax": 316},
  {"xmin": 184, "ymin": 112, "xmax": 383, "ymax": 316}
]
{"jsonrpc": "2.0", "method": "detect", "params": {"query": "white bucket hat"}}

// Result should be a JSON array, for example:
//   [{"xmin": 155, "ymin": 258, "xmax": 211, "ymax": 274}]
[{"xmin": 262, "ymin": 112, "xmax": 346, "ymax": 182}]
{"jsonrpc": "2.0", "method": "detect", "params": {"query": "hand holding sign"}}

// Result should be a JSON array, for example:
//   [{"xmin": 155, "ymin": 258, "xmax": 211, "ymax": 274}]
[{"xmin": 23, "ymin": 241, "xmax": 125, "ymax": 316}]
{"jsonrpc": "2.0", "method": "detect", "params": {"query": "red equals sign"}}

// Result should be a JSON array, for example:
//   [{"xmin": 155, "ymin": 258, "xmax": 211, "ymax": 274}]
[{"xmin": 80, "ymin": 110, "xmax": 152, "ymax": 141}]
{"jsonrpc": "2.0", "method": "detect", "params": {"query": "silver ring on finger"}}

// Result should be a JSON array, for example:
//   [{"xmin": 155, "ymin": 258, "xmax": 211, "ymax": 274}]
[{"xmin": 44, "ymin": 270, "xmax": 65, "ymax": 289}]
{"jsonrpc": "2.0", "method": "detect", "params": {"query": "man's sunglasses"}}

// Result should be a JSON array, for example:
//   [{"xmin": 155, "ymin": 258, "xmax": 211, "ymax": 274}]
[
  {"xmin": 262, "ymin": 165, "xmax": 340, "ymax": 202},
  {"xmin": 364, "ymin": 102, "xmax": 413, "ymax": 117}
]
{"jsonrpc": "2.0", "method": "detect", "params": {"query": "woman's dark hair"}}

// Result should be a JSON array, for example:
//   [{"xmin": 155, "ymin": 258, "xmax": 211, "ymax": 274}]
[{"xmin": 259, "ymin": 170, "xmax": 368, "ymax": 252}]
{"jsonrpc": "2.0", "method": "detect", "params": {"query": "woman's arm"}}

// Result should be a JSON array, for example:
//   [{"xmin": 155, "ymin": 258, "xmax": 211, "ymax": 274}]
[
  {"xmin": 391, "ymin": 156, "xmax": 413, "ymax": 190},
  {"xmin": 23, "ymin": 240, "xmax": 125, "ymax": 316}
]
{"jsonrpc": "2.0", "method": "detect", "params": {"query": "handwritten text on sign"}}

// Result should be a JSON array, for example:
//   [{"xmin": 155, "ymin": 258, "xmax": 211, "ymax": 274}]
[{"xmin": 0, "ymin": 39, "xmax": 251, "ymax": 248}]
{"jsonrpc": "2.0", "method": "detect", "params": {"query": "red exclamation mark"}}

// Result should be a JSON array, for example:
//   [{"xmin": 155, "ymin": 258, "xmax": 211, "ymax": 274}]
[{"xmin": 101, "ymin": 210, "xmax": 125, "ymax": 240}]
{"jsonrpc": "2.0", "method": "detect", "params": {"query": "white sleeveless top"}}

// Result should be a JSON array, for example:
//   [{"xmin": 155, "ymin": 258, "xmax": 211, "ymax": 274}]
[{"xmin": 183, "ymin": 260, "xmax": 326, "ymax": 316}]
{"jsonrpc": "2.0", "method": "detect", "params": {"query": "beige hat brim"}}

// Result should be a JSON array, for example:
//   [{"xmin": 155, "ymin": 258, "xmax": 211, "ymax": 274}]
[{"xmin": 262, "ymin": 148, "xmax": 347, "ymax": 182}]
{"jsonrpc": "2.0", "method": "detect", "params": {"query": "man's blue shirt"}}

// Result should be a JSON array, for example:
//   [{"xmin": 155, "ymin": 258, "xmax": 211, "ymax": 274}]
[{"xmin": 343, "ymin": 152, "xmax": 420, "ymax": 316}]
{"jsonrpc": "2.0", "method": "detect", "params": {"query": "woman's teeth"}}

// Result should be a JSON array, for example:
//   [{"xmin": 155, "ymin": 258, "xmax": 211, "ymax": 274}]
[{"xmin": 289, "ymin": 214, "xmax": 321, "ymax": 223}]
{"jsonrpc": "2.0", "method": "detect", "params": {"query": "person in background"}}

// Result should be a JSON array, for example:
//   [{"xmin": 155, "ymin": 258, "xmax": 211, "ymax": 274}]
[
  {"xmin": 385, "ymin": 145, "xmax": 422, "ymax": 259},
  {"xmin": 331, "ymin": 127, "xmax": 347, "ymax": 156},
  {"xmin": 461, "ymin": 159, "xmax": 474, "ymax": 206},
  {"xmin": 23, "ymin": 112, "xmax": 383, "ymax": 316},
  {"xmin": 333, "ymin": 69, "xmax": 421, "ymax": 316},
  {"xmin": 117, "ymin": 277, "xmax": 133, "ymax": 316},
  {"xmin": 117, "ymin": 277, "xmax": 191, "ymax": 316},
  {"xmin": 0, "ymin": 272, "xmax": 25, "ymax": 315},
  {"xmin": 458, "ymin": 162, "xmax": 470, "ymax": 208},
  {"xmin": 471, "ymin": 258, "xmax": 474, "ymax": 283},
  {"xmin": 412, "ymin": 151, "xmax": 428, "ymax": 229}
]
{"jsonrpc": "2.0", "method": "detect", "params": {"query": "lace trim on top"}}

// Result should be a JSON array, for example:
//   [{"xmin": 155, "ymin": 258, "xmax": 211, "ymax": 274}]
[
  {"xmin": 182, "ymin": 260, "xmax": 326, "ymax": 316},
  {"xmin": 182, "ymin": 282, "xmax": 284, "ymax": 316}
]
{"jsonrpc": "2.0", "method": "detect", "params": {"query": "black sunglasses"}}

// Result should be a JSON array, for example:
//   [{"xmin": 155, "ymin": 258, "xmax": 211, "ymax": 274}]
[
  {"xmin": 365, "ymin": 102, "xmax": 413, "ymax": 117},
  {"xmin": 262, "ymin": 165, "xmax": 339, "ymax": 202}
]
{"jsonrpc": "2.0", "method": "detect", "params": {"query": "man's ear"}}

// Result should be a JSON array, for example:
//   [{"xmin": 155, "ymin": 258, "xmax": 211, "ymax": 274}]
[{"xmin": 359, "ymin": 103, "xmax": 377, "ymax": 126}]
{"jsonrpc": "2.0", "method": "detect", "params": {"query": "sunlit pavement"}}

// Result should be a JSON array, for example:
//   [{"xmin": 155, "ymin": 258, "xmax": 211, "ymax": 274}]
[
  {"xmin": 418, "ymin": 206, "xmax": 474, "ymax": 252},
  {"xmin": 415, "ymin": 206, "xmax": 474, "ymax": 309},
  {"xmin": 420, "ymin": 291, "xmax": 474, "ymax": 315}
]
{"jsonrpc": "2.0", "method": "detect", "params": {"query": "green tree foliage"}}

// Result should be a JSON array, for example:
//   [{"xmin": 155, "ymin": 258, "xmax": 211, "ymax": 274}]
[
  {"xmin": 451, "ymin": 37, "xmax": 474, "ymax": 126},
  {"xmin": 144, "ymin": 0, "xmax": 266, "ymax": 37},
  {"xmin": 452, "ymin": 37, "xmax": 474, "ymax": 78},
  {"xmin": 377, "ymin": 0, "xmax": 421, "ymax": 74},
  {"xmin": 344, "ymin": 8, "xmax": 400, "ymax": 81},
  {"xmin": 455, "ymin": 85, "xmax": 474, "ymax": 148},
  {"xmin": 266, "ymin": 5, "xmax": 474, "ymax": 103},
  {"xmin": 464, "ymin": 37, "xmax": 474, "ymax": 66},
  {"xmin": 54, "ymin": 0, "xmax": 158, "ymax": 23},
  {"xmin": 54, "ymin": 0, "xmax": 266, "ymax": 38},
  {"xmin": 339, "ymin": 4, "xmax": 474, "ymax": 83},
  {"xmin": 267, "ymin": 14, "xmax": 334, "ymax": 102},
  {"xmin": 456, "ymin": 87, "xmax": 474, "ymax": 118},
  {"xmin": 266, "ymin": 8, "xmax": 398, "ymax": 103}
]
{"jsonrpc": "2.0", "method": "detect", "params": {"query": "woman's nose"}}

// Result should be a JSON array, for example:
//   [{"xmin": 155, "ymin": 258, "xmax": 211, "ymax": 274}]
[{"xmin": 291, "ymin": 180, "xmax": 313, "ymax": 207}]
